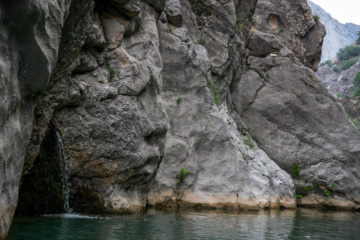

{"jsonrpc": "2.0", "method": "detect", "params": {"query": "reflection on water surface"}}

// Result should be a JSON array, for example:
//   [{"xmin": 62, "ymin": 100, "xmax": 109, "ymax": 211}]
[{"xmin": 8, "ymin": 209, "xmax": 360, "ymax": 240}]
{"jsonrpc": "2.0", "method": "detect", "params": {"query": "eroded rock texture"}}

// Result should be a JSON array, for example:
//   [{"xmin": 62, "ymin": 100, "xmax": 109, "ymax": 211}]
[
  {"xmin": 0, "ymin": 0, "xmax": 71, "ymax": 238},
  {"xmin": 1, "ymin": 0, "xmax": 360, "ymax": 239}
]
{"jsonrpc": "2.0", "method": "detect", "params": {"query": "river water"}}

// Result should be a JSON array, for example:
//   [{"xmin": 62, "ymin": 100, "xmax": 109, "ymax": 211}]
[{"xmin": 8, "ymin": 209, "xmax": 360, "ymax": 240}]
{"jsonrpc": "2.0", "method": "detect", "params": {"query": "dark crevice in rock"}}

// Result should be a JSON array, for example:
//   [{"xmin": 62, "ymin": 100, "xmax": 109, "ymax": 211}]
[{"xmin": 15, "ymin": 121, "xmax": 67, "ymax": 216}]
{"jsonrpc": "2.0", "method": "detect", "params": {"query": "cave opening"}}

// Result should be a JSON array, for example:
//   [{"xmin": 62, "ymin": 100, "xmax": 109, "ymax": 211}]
[{"xmin": 15, "ymin": 121, "xmax": 70, "ymax": 216}]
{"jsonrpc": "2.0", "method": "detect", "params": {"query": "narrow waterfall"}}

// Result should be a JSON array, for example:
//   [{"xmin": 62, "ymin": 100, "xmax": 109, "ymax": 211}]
[{"xmin": 55, "ymin": 129, "xmax": 72, "ymax": 214}]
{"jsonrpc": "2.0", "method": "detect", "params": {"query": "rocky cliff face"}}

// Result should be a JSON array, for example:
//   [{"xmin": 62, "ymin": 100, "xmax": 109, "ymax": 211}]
[
  {"xmin": 1, "ymin": 0, "xmax": 360, "ymax": 239},
  {"xmin": 308, "ymin": 0, "xmax": 360, "ymax": 62}
]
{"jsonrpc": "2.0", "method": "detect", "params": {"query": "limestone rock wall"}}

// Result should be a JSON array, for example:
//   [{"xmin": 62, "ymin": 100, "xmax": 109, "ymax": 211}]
[
  {"xmin": 308, "ymin": 0, "xmax": 360, "ymax": 62},
  {"xmin": 1, "ymin": 0, "xmax": 360, "ymax": 239},
  {"xmin": 0, "ymin": 1, "xmax": 71, "ymax": 238}
]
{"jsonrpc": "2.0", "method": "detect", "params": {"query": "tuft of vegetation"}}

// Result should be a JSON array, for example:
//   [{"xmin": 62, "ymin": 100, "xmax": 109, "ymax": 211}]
[
  {"xmin": 332, "ymin": 66, "xmax": 340, "ymax": 72},
  {"xmin": 292, "ymin": 164, "xmax": 300, "ymax": 177},
  {"xmin": 149, "ymin": 73, "xmax": 159, "ymax": 89},
  {"xmin": 357, "ymin": 31, "xmax": 360, "ymax": 45},
  {"xmin": 348, "ymin": 115, "xmax": 360, "ymax": 128},
  {"xmin": 198, "ymin": 38, "xmax": 205, "ymax": 45},
  {"xmin": 295, "ymin": 194, "xmax": 303, "ymax": 199},
  {"xmin": 353, "ymin": 71, "xmax": 360, "ymax": 86},
  {"xmin": 207, "ymin": 79, "xmax": 221, "ymax": 106},
  {"xmin": 340, "ymin": 57, "xmax": 360, "ymax": 70},
  {"xmin": 324, "ymin": 60, "xmax": 334, "ymax": 67},
  {"xmin": 331, "ymin": 183, "xmax": 335, "ymax": 193},
  {"xmin": 313, "ymin": 15, "xmax": 320, "ymax": 21},
  {"xmin": 324, "ymin": 190, "xmax": 331, "ymax": 197},
  {"xmin": 244, "ymin": 138, "xmax": 255, "ymax": 149},
  {"xmin": 258, "ymin": 72, "xmax": 265, "ymax": 79},
  {"xmin": 177, "ymin": 168, "xmax": 189, "ymax": 183},
  {"xmin": 140, "ymin": 22, "xmax": 145, "ymax": 32},
  {"xmin": 176, "ymin": 97, "xmax": 182, "ymax": 105},
  {"xmin": 337, "ymin": 45, "xmax": 360, "ymax": 62},
  {"xmin": 351, "ymin": 71, "xmax": 360, "ymax": 99},
  {"xmin": 189, "ymin": 0, "xmax": 210, "ymax": 17},
  {"xmin": 336, "ymin": 93, "xmax": 343, "ymax": 98},
  {"xmin": 251, "ymin": 17, "xmax": 257, "ymax": 26},
  {"xmin": 106, "ymin": 62, "xmax": 115, "ymax": 78},
  {"xmin": 304, "ymin": 186, "xmax": 314, "ymax": 191},
  {"xmin": 237, "ymin": 18, "xmax": 243, "ymax": 30}
]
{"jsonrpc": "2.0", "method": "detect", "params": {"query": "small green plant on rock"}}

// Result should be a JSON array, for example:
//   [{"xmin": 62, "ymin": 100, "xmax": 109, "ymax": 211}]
[
  {"xmin": 150, "ymin": 73, "xmax": 158, "ymax": 87},
  {"xmin": 251, "ymin": 17, "xmax": 257, "ymax": 26},
  {"xmin": 140, "ymin": 22, "xmax": 145, "ymax": 32},
  {"xmin": 331, "ymin": 183, "xmax": 335, "ymax": 193},
  {"xmin": 198, "ymin": 38, "xmax": 205, "ymax": 45},
  {"xmin": 236, "ymin": 18, "xmax": 243, "ymax": 30},
  {"xmin": 177, "ymin": 168, "xmax": 189, "ymax": 183},
  {"xmin": 324, "ymin": 190, "xmax": 331, "ymax": 197},
  {"xmin": 206, "ymin": 79, "xmax": 221, "ymax": 106},
  {"xmin": 244, "ymin": 138, "xmax": 255, "ymax": 149},
  {"xmin": 333, "ymin": 66, "xmax": 341, "ymax": 72},
  {"xmin": 106, "ymin": 62, "xmax": 116, "ymax": 78},
  {"xmin": 292, "ymin": 164, "xmax": 300, "ymax": 177},
  {"xmin": 313, "ymin": 15, "xmax": 320, "ymax": 21},
  {"xmin": 176, "ymin": 97, "xmax": 182, "ymax": 105},
  {"xmin": 295, "ymin": 194, "xmax": 303, "ymax": 199}
]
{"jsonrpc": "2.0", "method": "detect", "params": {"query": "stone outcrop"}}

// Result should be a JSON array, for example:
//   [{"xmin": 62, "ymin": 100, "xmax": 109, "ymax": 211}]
[
  {"xmin": 254, "ymin": 0, "xmax": 326, "ymax": 71},
  {"xmin": 1, "ymin": 0, "xmax": 360, "ymax": 239},
  {"xmin": 0, "ymin": 1, "xmax": 72, "ymax": 238},
  {"xmin": 308, "ymin": 0, "xmax": 360, "ymax": 62}
]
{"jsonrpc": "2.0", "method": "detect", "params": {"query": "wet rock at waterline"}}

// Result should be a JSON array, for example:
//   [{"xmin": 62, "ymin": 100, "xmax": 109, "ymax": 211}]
[{"xmin": 1, "ymin": 0, "xmax": 360, "ymax": 239}]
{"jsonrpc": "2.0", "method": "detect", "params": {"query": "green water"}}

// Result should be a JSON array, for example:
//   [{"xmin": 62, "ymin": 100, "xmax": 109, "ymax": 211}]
[{"xmin": 8, "ymin": 209, "xmax": 360, "ymax": 240}]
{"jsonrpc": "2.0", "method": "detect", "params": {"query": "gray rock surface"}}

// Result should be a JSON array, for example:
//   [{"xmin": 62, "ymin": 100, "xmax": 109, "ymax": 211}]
[
  {"xmin": 254, "ymin": 0, "xmax": 325, "ymax": 71},
  {"xmin": 0, "ymin": 1, "xmax": 71, "ymax": 239},
  {"xmin": 1, "ymin": 0, "xmax": 360, "ymax": 238},
  {"xmin": 237, "ymin": 31, "xmax": 360, "ymax": 206},
  {"xmin": 308, "ymin": 0, "xmax": 360, "ymax": 62}
]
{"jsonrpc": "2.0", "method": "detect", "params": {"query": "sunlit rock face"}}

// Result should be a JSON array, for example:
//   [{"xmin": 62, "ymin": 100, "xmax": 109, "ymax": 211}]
[
  {"xmin": 308, "ymin": 0, "xmax": 360, "ymax": 62},
  {"xmin": 253, "ymin": 0, "xmax": 326, "ymax": 71},
  {"xmin": 1, "ymin": 0, "xmax": 360, "ymax": 239}
]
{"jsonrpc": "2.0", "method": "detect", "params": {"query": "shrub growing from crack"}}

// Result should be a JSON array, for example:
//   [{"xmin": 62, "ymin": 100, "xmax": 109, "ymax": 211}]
[
  {"xmin": 206, "ymin": 79, "xmax": 221, "ymax": 106},
  {"xmin": 292, "ymin": 164, "xmax": 300, "ymax": 177},
  {"xmin": 177, "ymin": 168, "xmax": 189, "ymax": 183}
]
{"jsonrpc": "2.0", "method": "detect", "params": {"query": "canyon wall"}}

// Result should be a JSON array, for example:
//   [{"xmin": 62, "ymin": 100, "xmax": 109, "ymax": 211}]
[
  {"xmin": 1, "ymin": 0, "xmax": 360, "ymax": 239},
  {"xmin": 308, "ymin": 0, "xmax": 360, "ymax": 62}
]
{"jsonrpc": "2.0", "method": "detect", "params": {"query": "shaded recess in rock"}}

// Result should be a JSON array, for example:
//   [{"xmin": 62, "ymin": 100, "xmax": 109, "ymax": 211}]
[{"xmin": 16, "ymin": 121, "xmax": 66, "ymax": 216}]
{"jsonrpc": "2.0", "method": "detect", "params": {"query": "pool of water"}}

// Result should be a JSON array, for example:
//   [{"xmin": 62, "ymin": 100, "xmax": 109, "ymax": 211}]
[{"xmin": 7, "ymin": 209, "xmax": 360, "ymax": 240}]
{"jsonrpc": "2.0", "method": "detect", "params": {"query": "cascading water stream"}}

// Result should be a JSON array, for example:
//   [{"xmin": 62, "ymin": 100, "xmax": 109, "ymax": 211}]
[{"xmin": 55, "ymin": 129, "xmax": 73, "ymax": 214}]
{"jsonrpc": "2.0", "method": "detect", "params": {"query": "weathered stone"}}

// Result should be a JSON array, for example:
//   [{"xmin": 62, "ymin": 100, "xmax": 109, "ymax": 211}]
[
  {"xmin": 308, "ymin": 1, "xmax": 360, "ymax": 62},
  {"xmin": 1, "ymin": 0, "xmax": 360, "ymax": 239},
  {"xmin": 254, "ymin": 0, "xmax": 325, "ymax": 70},
  {"xmin": 239, "ymin": 55, "xmax": 360, "ymax": 202},
  {"xmin": 144, "ymin": 0, "xmax": 166, "ymax": 12},
  {"xmin": 147, "ymin": 2, "xmax": 296, "ymax": 211},
  {"xmin": 165, "ymin": 0, "xmax": 183, "ymax": 27},
  {"xmin": 0, "ymin": 0, "xmax": 72, "ymax": 238},
  {"xmin": 109, "ymin": 0, "xmax": 140, "ymax": 18}
]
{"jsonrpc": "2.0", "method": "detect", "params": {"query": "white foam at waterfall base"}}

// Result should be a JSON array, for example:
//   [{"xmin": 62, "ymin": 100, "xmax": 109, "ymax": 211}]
[{"xmin": 42, "ymin": 213, "xmax": 109, "ymax": 219}]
